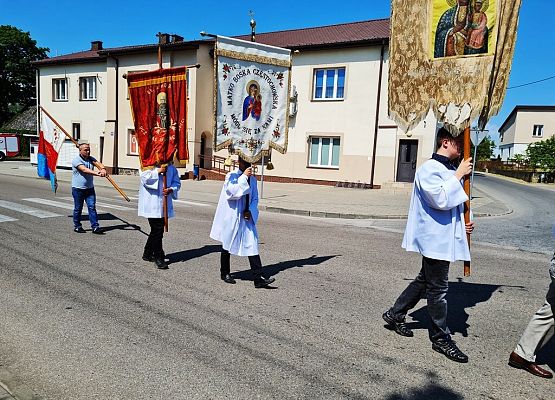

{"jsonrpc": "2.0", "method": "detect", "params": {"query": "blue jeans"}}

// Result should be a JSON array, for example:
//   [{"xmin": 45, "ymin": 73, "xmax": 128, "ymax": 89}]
[
  {"xmin": 389, "ymin": 256, "xmax": 450, "ymax": 341},
  {"xmin": 72, "ymin": 187, "xmax": 99, "ymax": 229}
]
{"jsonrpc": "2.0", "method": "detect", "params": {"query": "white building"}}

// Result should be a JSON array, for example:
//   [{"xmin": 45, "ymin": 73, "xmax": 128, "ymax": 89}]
[
  {"xmin": 498, "ymin": 105, "xmax": 555, "ymax": 161},
  {"xmin": 35, "ymin": 19, "xmax": 438, "ymax": 186}
]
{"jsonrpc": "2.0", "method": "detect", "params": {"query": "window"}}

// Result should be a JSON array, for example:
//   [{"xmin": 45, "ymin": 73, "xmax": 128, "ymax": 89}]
[
  {"xmin": 309, "ymin": 136, "xmax": 340, "ymax": 168},
  {"xmin": 313, "ymin": 67, "xmax": 345, "ymax": 100},
  {"xmin": 532, "ymin": 124, "xmax": 544, "ymax": 137},
  {"xmin": 79, "ymin": 76, "xmax": 97, "ymax": 100},
  {"xmin": 52, "ymin": 78, "xmax": 68, "ymax": 101},
  {"xmin": 128, "ymin": 129, "xmax": 138, "ymax": 155},
  {"xmin": 72, "ymin": 123, "xmax": 81, "ymax": 141}
]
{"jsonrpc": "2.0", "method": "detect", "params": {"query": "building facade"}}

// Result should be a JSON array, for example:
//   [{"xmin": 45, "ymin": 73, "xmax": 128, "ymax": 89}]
[
  {"xmin": 35, "ymin": 20, "xmax": 438, "ymax": 186},
  {"xmin": 498, "ymin": 105, "xmax": 555, "ymax": 161}
]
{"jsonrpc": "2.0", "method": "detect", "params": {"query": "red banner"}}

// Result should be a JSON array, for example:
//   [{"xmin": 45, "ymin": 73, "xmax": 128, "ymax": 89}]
[{"xmin": 127, "ymin": 67, "xmax": 188, "ymax": 168}]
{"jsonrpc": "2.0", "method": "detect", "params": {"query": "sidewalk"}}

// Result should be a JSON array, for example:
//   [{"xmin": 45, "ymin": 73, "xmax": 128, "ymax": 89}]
[{"xmin": 0, "ymin": 160, "xmax": 512, "ymax": 218}]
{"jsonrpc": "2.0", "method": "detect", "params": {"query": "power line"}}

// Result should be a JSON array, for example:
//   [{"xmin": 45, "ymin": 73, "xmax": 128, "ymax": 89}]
[{"xmin": 507, "ymin": 74, "xmax": 555, "ymax": 89}]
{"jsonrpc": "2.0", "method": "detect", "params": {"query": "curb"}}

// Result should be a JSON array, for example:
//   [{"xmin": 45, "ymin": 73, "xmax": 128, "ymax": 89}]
[{"xmin": 0, "ymin": 167, "xmax": 513, "ymax": 220}]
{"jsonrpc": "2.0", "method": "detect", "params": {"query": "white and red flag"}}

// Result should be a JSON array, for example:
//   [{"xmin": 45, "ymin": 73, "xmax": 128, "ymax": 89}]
[{"xmin": 37, "ymin": 108, "xmax": 66, "ymax": 192}]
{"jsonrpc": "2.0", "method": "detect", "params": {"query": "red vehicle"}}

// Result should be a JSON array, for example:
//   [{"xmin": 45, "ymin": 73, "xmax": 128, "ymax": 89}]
[{"xmin": 0, "ymin": 134, "xmax": 21, "ymax": 161}]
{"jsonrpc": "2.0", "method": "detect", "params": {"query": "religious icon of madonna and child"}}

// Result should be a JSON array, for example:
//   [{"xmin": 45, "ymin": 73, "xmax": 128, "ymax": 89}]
[
  {"xmin": 242, "ymin": 81, "xmax": 262, "ymax": 122},
  {"xmin": 433, "ymin": 0, "xmax": 493, "ymax": 58}
]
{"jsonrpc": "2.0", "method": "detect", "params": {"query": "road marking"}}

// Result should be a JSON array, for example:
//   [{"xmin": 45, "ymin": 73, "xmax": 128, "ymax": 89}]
[
  {"xmin": 117, "ymin": 195, "xmax": 210, "ymax": 208},
  {"xmin": 174, "ymin": 199, "xmax": 211, "ymax": 207},
  {"xmin": 58, "ymin": 197, "xmax": 136, "ymax": 211},
  {"xmin": 22, "ymin": 198, "xmax": 74, "ymax": 210},
  {"xmin": 0, "ymin": 200, "xmax": 62, "ymax": 218},
  {"xmin": 0, "ymin": 213, "xmax": 17, "ymax": 223}
]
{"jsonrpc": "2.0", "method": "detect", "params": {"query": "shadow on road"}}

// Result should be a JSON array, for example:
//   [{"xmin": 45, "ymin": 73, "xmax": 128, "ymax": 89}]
[
  {"xmin": 407, "ymin": 279, "xmax": 522, "ymax": 337},
  {"xmin": 233, "ymin": 254, "xmax": 339, "ymax": 281},
  {"xmin": 74, "ymin": 212, "xmax": 145, "ymax": 234},
  {"xmin": 166, "ymin": 244, "xmax": 221, "ymax": 264},
  {"xmin": 384, "ymin": 380, "xmax": 464, "ymax": 399}
]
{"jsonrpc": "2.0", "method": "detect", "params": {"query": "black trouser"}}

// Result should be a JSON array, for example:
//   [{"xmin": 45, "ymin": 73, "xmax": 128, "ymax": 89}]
[
  {"xmin": 220, "ymin": 249, "xmax": 263, "ymax": 279},
  {"xmin": 389, "ymin": 256, "xmax": 450, "ymax": 341},
  {"xmin": 144, "ymin": 218, "xmax": 165, "ymax": 259}
]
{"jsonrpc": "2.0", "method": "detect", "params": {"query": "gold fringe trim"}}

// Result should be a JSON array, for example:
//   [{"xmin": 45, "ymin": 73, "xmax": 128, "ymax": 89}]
[
  {"xmin": 216, "ymin": 48, "xmax": 291, "ymax": 68},
  {"xmin": 128, "ymin": 74, "xmax": 187, "ymax": 89}
]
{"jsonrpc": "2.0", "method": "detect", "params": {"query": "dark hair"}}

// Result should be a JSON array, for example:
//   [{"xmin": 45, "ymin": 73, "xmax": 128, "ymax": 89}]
[
  {"xmin": 435, "ymin": 127, "xmax": 457, "ymax": 150},
  {"xmin": 239, "ymin": 157, "xmax": 251, "ymax": 168}
]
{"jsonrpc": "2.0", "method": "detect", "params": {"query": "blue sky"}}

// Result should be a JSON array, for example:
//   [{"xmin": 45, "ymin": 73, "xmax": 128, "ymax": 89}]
[{"xmin": 1, "ymin": 0, "xmax": 554, "ymax": 146}]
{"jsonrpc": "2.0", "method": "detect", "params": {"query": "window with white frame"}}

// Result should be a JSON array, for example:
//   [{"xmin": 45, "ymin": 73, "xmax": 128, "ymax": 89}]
[
  {"xmin": 313, "ymin": 67, "xmax": 345, "ymax": 100},
  {"xmin": 309, "ymin": 136, "xmax": 340, "ymax": 168},
  {"xmin": 532, "ymin": 124, "xmax": 544, "ymax": 137},
  {"xmin": 52, "ymin": 78, "xmax": 68, "ymax": 101},
  {"xmin": 79, "ymin": 76, "xmax": 97, "ymax": 101},
  {"xmin": 128, "ymin": 129, "xmax": 138, "ymax": 155}
]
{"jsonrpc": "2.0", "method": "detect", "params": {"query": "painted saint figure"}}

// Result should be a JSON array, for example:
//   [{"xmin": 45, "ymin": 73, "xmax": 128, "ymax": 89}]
[
  {"xmin": 156, "ymin": 92, "xmax": 169, "ymax": 130},
  {"xmin": 465, "ymin": 0, "xmax": 488, "ymax": 53},
  {"xmin": 242, "ymin": 82, "xmax": 262, "ymax": 121},
  {"xmin": 434, "ymin": 0, "xmax": 490, "ymax": 58}
]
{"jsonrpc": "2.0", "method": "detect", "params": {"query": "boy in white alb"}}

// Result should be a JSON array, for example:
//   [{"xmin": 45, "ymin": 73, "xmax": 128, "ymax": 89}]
[
  {"xmin": 383, "ymin": 127, "xmax": 474, "ymax": 363},
  {"xmin": 210, "ymin": 157, "xmax": 275, "ymax": 288}
]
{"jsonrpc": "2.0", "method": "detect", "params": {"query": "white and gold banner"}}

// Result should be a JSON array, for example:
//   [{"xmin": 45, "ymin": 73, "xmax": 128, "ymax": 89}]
[
  {"xmin": 215, "ymin": 36, "xmax": 292, "ymax": 162},
  {"xmin": 388, "ymin": 0, "xmax": 522, "ymax": 134}
]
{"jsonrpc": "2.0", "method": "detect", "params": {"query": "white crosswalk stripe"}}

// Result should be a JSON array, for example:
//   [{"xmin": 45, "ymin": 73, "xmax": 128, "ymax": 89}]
[
  {"xmin": 173, "ymin": 199, "xmax": 210, "ymax": 207},
  {"xmin": 0, "ymin": 213, "xmax": 18, "ymax": 223},
  {"xmin": 58, "ymin": 197, "xmax": 136, "ymax": 211},
  {"xmin": 22, "ymin": 198, "xmax": 74, "ymax": 210},
  {"xmin": 116, "ymin": 195, "xmax": 211, "ymax": 208},
  {"xmin": 0, "ymin": 200, "xmax": 62, "ymax": 218}
]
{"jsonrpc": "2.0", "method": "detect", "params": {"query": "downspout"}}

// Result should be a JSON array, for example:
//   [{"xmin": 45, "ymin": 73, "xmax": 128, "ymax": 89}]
[
  {"xmin": 36, "ymin": 69, "xmax": 40, "ymax": 137},
  {"xmin": 112, "ymin": 56, "xmax": 119, "ymax": 174},
  {"xmin": 369, "ymin": 40, "xmax": 385, "ymax": 188}
]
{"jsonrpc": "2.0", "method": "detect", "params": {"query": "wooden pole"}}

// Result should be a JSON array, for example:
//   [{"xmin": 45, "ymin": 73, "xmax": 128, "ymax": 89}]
[
  {"xmin": 39, "ymin": 106, "xmax": 131, "ymax": 202},
  {"xmin": 157, "ymin": 33, "xmax": 163, "ymax": 69},
  {"xmin": 162, "ymin": 172, "xmax": 168, "ymax": 232},
  {"xmin": 463, "ymin": 126, "xmax": 471, "ymax": 277},
  {"xmin": 155, "ymin": 33, "xmax": 169, "ymax": 229}
]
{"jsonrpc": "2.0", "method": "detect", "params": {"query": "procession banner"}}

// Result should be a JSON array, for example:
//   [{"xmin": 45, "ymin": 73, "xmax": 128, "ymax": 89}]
[
  {"xmin": 215, "ymin": 36, "xmax": 292, "ymax": 163},
  {"xmin": 127, "ymin": 67, "xmax": 188, "ymax": 169},
  {"xmin": 38, "ymin": 108, "xmax": 66, "ymax": 192},
  {"xmin": 388, "ymin": 0, "xmax": 522, "ymax": 134}
]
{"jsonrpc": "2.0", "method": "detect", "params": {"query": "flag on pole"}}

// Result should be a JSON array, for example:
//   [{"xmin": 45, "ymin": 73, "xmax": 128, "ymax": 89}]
[
  {"xmin": 127, "ymin": 67, "xmax": 189, "ymax": 169},
  {"xmin": 214, "ymin": 36, "xmax": 292, "ymax": 163},
  {"xmin": 38, "ymin": 108, "xmax": 66, "ymax": 192},
  {"xmin": 388, "ymin": 0, "xmax": 522, "ymax": 134}
]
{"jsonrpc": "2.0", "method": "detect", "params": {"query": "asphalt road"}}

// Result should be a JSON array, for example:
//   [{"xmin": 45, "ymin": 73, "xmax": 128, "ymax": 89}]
[
  {"xmin": 334, "ymin": 174, "xmax": 555, "ymax": 256},
  {"xmin": 0, "ymin": 174, "xmax": 553, "ymax": 399}
]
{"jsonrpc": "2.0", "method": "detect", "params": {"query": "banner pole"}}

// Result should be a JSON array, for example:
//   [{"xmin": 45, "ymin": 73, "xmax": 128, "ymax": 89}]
[
  {"xmin": 260, "ymin": 155, "xmax": 265, "ymax": 199},
  {"xmin": 39, "ymin": 106, "xmax": 131, "ymax": 202},
  {"xmin": 463, "ymin": 126, "xmax": 471, "ymax": 277},
  {"xmin": 162, "ymin": 172, "xmax": 168, "ymax": 232}
]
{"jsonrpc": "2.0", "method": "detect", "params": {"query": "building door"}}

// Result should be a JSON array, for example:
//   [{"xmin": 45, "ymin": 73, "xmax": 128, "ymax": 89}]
[
  {"xmin": 396, "ymin": 139, "xmax": 418, "ymax": 182},
  {"xmin": 200, "ymin": 134, "xmax": 206, "ymax": 168}
]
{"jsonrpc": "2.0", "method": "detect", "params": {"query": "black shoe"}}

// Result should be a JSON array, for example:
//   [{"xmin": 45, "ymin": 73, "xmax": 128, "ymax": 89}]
[
  {"xmin": 92, "ymin": 227, "xmax": 104, "ymax": 235},
  {"xmin": 432, "ymin": 338, "xmax": 468, "ymax": 363},
  {"xmin": 74, "ymin": 227, "xmax": 86, "ymax": 233},
  {"xmin": 221, "ymin": 274, "xmax": 236, "ymax": 284},
  {"xmin": 154, "ymin": 258, "xmax": 169, "ymax": 269},
  {"xmin": 142, "ymin": 254, "xmax": 154, "ymax": 262},
  {"xmin": 382, "ymin": 310, "xmax": 414, "ymax": 337},
  {"xmin": 254, "ymin": 276, "xmax": 275, "ymax": 288}
]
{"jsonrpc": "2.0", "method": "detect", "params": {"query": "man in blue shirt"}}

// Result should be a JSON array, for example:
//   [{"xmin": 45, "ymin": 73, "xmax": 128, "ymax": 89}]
[{"xmin": 71, "ymin": 142, "xmax": 107, "ymax": 234}]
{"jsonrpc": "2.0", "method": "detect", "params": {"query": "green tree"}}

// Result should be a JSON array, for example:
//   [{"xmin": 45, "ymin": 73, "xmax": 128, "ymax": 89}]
[
  {"xmin": 0, "ymin": 25, "xmax": 49, "ymax": 126},
  {"xmin": 526, "ymin": 136, "xmax": 555, "ymax": 173},
  {"xmin": 471, "ymin": 135, "xmax": 496, "ymax": 161}
]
